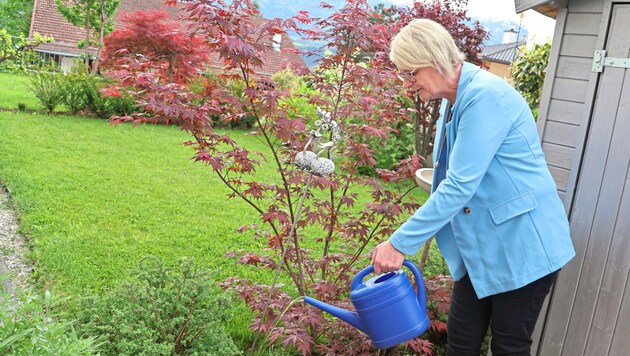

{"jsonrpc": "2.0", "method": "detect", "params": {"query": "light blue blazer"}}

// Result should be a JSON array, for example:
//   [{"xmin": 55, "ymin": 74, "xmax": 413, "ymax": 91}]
[{"xmin": 389, "ymin": 63, "xmax": 575, "ymax": 298}]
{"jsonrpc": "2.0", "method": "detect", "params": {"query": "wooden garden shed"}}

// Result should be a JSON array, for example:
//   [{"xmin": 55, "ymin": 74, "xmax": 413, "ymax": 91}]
[{"xmin": 515, "ymin": 1, "xmax": 630, "ymax": 355}]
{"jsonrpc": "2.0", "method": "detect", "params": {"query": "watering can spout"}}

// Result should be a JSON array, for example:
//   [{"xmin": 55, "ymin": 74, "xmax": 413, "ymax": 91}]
[{"xmin": 303, "ymin": 296, "xmax": 363, "ymax": 331}]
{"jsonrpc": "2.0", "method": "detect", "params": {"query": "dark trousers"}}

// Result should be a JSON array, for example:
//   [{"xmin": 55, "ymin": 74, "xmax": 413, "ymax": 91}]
[{"xmin": 446, "ymin": 271, "xmax": 558, "ymax": 356}]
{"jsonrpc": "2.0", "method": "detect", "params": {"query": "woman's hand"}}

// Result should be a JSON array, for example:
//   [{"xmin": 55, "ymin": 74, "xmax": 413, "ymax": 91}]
[{"xmin": 371, "ymin": 241, "xmax": 405, "ymax": 274}]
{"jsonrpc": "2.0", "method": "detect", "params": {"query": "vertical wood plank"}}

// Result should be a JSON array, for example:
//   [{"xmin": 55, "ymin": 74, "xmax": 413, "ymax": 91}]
[
  {"xmin": 561, "ymin": 0, "xmax": 609, "ymax": 218},
  {"xmin": 608, "ymin": 271, "xmax": 630, "ymax": 356},
  {"xmin": 585, "ymin": 175, "xmax": 630, "ymax": 355}
]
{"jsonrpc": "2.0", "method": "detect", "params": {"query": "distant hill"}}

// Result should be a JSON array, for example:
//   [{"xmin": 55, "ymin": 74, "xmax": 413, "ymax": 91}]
[{"xmin": 254, "ymin": 0, "xmax": 528, "ymax": 67}]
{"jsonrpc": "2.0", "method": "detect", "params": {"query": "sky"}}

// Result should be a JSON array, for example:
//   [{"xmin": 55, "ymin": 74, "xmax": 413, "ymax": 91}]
[{"xmin": 389, "ymin": 0, "xmax": 556, "ymax": 45}]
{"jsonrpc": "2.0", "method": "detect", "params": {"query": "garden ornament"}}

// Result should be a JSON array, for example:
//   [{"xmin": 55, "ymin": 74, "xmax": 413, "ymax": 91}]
[
  {"xmin": 294, "ymin": 108, "xmax": 340, "ymax": 176},
  {"xmin": 304, "ymin": 259, "xmax": 430, "ymax": 349}
]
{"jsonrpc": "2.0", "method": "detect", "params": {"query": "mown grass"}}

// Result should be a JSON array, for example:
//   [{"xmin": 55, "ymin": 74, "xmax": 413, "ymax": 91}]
[
  {"xmin": 0, "ymin": 108, "xmax": 441, "ymax": 349},
  {"xmin": 0, "ymin": 111, "xmax": 286, "ymax": 290},
  {"xmin": 0, "ymin": 72, "xmax": 42, "ymax": 111}
]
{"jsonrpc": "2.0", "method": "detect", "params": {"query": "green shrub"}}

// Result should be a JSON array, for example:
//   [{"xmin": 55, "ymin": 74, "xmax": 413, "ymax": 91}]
[
  {"xmin": 357, "ymin": 120, "xmax": 415, "ymax": 176},
  {"xmin": 511, "ymin": 42, "xmax": 551, "ymax": 120},
  {"xmin": 28, "ymin": 65, "xmax": 66, "ymax": 113},
  {"xmin": 17, "ymin": 102, "xmax": 26, "ymax": 111},
  {"xmin": 62, "ymin": 63, "xmax": 90, "ymax": 113},
  {"xmin": 84, "ymin": 74, "xmax": 137, "ymax": 119},
  {"xmin": 0, "ymin": 275, "xmax": 101, "ymax": 355},
  {"xmin": 76, "ymin": 257, "xmax": 241, "ymax": 356}
]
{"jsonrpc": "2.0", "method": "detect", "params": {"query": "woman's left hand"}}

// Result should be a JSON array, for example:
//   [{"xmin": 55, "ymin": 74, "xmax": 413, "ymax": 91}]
[{"xmin": 371, "ymin": 241, "xmax": 405, "ymax": 274}]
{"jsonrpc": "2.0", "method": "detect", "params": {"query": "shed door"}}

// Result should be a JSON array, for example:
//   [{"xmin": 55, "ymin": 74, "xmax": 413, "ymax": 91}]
[{"xmin": 539, "ymin": 3, "xmax": 630, "ymax": 356}]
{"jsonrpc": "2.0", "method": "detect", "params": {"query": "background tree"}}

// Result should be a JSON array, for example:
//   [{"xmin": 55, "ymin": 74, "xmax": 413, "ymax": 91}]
[
  {"xmin": 0, "ymin": 29, "xmax": 52, "ymax": 65},
  {"xmin": 0, "ymin": 0, "xmax": 34, "ymax": 37},
  {"xmin": 511, "ymin": 41, "xmax": 551, "ymax": 120},
  {"xmin": 101, "ymin": 9, "xmax": 208, "ymax": 84},
  {"xmin": 55, "ymin": 0, "xmax": 120, "ymax": 72}
]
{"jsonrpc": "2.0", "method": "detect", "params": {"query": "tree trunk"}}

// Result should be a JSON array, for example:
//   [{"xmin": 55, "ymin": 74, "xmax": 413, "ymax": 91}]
[
  {"xmin": 413, "ymin": 96, "xmax": 426, "ymax": 165},
  {"xmin": 84, "ymin": 0, "xmax": 91, "ymax": 71},
  {"xmin": 419, "ymin": 237, "xmax": 433, "ymax": 270},
  {"xmin": 167, "ymin": 55, "xmax": 175, "ymax": 83},
  {"xmin": 93, "ymin": 0, "xmax": 106, "ymax": 73}
]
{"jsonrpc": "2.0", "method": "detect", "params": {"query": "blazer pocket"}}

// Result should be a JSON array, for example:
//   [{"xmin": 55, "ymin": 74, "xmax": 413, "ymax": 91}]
[{"xmin": 489, "ymin": 191, "xmax": 538, "ymax": 225}]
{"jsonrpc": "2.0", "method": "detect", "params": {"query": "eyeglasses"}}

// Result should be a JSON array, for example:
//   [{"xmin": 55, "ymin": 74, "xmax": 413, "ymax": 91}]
[{"xmin": 397, "ymin": 68, "xmax": 419, "ymax": 83}]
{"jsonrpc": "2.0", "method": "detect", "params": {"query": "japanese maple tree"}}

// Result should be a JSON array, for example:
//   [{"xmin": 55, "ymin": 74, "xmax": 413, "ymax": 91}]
[
  {"xmin": 101, "ymin": 9, "xmax": 208, "ymax": 83},
  {"xmin": 104, "ymin": 0, "xmax": 485, "ymax": 354}
]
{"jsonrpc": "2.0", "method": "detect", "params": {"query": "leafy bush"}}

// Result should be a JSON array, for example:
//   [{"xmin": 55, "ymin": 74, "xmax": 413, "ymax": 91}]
[
  {"xmin": 17, "ymin": 102, "xmax": 26, "ymax": 111},
  {"xmin": 511, "ymin": 42, "xmax": 551, "ymax": 120},
  {"xmin": 0, "ymin": 276, "xmax": 101, "ymax": 355},
  {"xmin": 61, "ymin": 62, "xmax": 90, "ymax": 113},
  {"xmin": 274, "ymin": 71, "xmax": 319, "ymax": 123},
  {"xmin": 359, "ymin": 120, "xmax": 416, "ymax": 176},
  {"xmin": 84, "ymin": 74, "xmax": 137, "ymax": 119},
  {"xmin": 27, "ymin": 65, "xmax": 66, "ymax": 113},
  {"xmin": 76, "ymin": 257, "xmax": 240, "ymax": 356}
]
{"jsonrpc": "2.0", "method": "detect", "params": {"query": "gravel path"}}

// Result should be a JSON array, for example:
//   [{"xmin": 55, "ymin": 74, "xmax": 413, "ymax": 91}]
[{"xmin": 0, "ymin": 187, "xmax": 33, "ymax": 296}]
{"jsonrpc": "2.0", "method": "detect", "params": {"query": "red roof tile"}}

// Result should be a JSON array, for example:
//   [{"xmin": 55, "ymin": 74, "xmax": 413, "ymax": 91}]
[{"xmin": 30, "ymin": 0, "xmax": 307, "ymax": 76}]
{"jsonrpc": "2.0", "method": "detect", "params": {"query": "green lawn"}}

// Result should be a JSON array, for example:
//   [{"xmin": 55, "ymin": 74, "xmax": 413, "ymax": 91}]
[
  {"xmin": 0, "ymin": 72, "xmax": 42, "ymax": 111},
  {"xmin": 0, "ymin": 111, "xmax": 282, "ymax": 293}
]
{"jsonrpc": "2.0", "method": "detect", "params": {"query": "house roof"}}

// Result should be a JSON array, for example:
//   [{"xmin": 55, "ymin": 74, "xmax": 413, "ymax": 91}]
[
  {"xmin": 29, "ymin": 0, "xmax": 307, "ymax": 75},
  {"xmin": 480, "ymin": 41, "xmax": 526, "ymax": 65}
]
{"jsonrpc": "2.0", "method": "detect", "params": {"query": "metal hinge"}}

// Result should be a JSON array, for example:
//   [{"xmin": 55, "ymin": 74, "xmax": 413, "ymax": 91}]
[{"xmin": 592, "ymin": 50, "xmax": 630, "ymax": 72}]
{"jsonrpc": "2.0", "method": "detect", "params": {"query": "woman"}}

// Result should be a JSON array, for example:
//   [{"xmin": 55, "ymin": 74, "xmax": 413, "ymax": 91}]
[{"xmin": 371, "ymin": 19, "xmax": 575, "ymax": 356}]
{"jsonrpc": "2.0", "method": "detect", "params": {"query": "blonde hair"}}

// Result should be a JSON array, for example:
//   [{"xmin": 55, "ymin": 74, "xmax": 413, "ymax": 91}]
[{"xmin": 390, "ymin": 19, "xmax": 465, "ymax": 78}]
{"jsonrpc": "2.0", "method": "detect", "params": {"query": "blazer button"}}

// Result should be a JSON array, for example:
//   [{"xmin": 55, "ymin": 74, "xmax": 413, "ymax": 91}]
[{"xmin": 463, "ymin": 207, "xmax": 471, "ymax": 214}]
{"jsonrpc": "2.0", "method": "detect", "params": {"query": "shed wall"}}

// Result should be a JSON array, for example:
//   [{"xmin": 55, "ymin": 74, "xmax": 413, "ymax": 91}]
[
  {"xmin": 535, "ymin": 1, "xmax": 630, "ymax": 355},
  {"xmin": 536, "ymin": 0, "xmax": 604, "ymax": 205}
]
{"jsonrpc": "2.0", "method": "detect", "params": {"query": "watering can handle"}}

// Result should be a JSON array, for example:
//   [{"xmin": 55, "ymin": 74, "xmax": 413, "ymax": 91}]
[
  {"xmin": 351, "ymin": 259, "xmax": 427, "ymax": 311},
  {"xmin": 403, "ymin": 259, "xmax": 428, "ymax": 312}
]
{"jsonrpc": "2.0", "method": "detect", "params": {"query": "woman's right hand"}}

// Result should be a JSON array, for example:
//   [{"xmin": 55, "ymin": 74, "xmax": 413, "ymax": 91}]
[{"xmin": 371, "ymin": 241, "xmax": 405, "ymax": 274}]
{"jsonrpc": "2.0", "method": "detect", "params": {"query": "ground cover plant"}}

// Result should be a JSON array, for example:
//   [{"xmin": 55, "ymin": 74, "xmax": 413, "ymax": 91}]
[
  {"xmin": 76, "ymin": 256, "xmax": 240, "ymax": 355},
  {"xmin": 0, "ymin": 276, "xmax": 101, "ymax": 354}
]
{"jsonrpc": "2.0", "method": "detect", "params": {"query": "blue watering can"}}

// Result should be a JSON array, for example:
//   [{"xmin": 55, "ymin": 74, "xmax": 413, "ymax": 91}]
[{"xmin": 304, "ymin": 259, "xmax": 430, "ymax": 349}]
